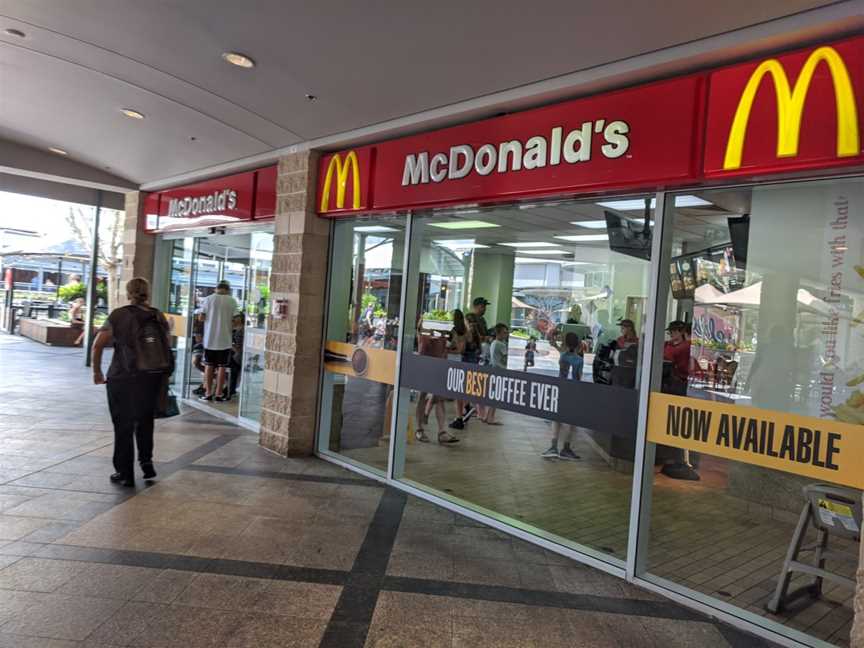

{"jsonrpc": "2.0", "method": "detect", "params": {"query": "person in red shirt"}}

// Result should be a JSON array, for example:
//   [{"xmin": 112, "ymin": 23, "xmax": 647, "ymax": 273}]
[
  {"xmin": 661, "ymin": 320, "xmax": 700, "ymax": 481},
  {"xmin": 663, "ymin": 320, "xmax": 690, "ymax": 390}
]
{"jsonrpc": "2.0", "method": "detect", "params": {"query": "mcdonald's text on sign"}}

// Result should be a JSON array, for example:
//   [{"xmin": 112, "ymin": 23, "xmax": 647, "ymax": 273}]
[
  {"xmin": 647, "ymin": 393, "xmax": 864, "ymax": 489},
  {"xmin": 705, "ymin": 36, "xmax": 864, "ymax": 176}
]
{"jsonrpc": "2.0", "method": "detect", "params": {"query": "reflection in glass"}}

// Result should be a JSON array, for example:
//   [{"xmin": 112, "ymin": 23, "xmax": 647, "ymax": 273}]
[
  {"xmin": 643, "ymin": 179, "xmax": 862, "ymax": 647},
  {"xmin": 318, "ymin": 219, "xmax": 405, "ymax": 475},
  {"xmin": 392, "ymin": 198, "xmax": 655, "ymax": 561}
]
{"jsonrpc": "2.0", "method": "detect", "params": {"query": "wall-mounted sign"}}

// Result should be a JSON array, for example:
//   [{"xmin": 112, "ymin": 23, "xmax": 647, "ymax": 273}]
[
  {"xmin": 704, "ymin": 35, "xmax": 863, "ymax": 177},
  {"xmin": 317, "ymin": 149, "xmax": 374, "ymax": 215},
  {"xmin": 145, "ymin": 166, "xmax": 277, "ymax": 232},
  {"xmin": 317, "ymin": 76, "xmax": 703, "ymax": 216},
  {"xmin": 316, "ymin": 36, "xmax": 864, "ymax": 217},
  {"xmin": 647, "ymin": 392, "xmax": 864, "ymax": 489}
]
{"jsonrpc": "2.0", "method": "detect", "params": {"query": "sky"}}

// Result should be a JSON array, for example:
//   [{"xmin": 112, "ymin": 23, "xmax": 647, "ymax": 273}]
[{"xmin": 0, "ymin": 191, "xmax": 95, "ymax": 247}]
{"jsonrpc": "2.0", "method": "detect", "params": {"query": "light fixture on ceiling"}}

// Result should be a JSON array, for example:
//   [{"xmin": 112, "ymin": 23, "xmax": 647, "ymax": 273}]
[
  {"xmin": 48, "ymin": 147, "xmax": 68, "ymax": 156},
  {"xmin": 120, "ymin": 108, "xmax": 145, "ymax": 120},
  {"xmin": 570, "ymin": 220, "xmax": 607, "ymax": 229},
  {"xmin": 221, "ymin": 51, "xmax": 255, "ymax": 69},
  {"xmin": 512, "ymin": 249, "xmax": 568, "ymax": 255},
  {"xmin": 596, "ymin": 195, "xmax": 711, "ymax": 210},
  {"xmin": 354, "ymin": 225, "xmax": 398, "ymax": 233},
  {"xmin": 428, "ymin": 220, "xmax": 500, "ymax": 230},
  {"xmin": 4, "ymin": 28, "xmax": 25, "ymax": 38},
  {"xmin": 498, "ymin": 242, "xmax": 560, "ymax": 248},
  {"xmin": 305, "ymin": 94, "xmax": 317, "ymax": 101},
  {"xmin": 554, "ymin": 234, "xmax": 609, "ymax": 242},
  {"xmin": 433, "ymin": 240, "xmax": 490, "ymax": 250}
]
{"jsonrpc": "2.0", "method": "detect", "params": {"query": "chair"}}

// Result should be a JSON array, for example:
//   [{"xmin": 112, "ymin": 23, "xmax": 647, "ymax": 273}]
[
  {"xmin": 766, "ymin": 483, "xmax": 861, "ymax": 613},
  {"xmin": 714, "ymin": 357, "xmax": 738, "ymax": 391}
]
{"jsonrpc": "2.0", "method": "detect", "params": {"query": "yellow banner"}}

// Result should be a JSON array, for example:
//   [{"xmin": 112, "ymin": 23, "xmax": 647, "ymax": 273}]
[
  {"xmin": 324, "ymin": 340, "xmax": 395, "ymax": 385},
  {"xmin": 647, "ymin": 393, "xmax": 864, "ymax": 489}
]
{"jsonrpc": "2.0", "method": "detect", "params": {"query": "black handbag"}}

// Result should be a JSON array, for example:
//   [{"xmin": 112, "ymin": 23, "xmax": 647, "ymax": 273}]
[{"xmin": 154, "ymin": 377, "xmax": 180, "ymax": 419}]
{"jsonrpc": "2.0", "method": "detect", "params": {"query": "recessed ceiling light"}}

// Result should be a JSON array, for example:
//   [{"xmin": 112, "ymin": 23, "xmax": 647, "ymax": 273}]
[
  {"xmin": 354, "ymin": 225, "xmax": 398, "ymax": 233},
  {"xmin": 4, "ymin": 28, "xmax": 26, "ymax": 38},
  {"xmin": 305, "ymin": 94, "xmax": 317, "ymax": 101},
  {"xmin": 499, "ymin": 242, "xmax": 560, "ymax": 248},
  {"xmin": 428, "ymin": 220, "xmax": 500, "ymax": 230},
  {"xmin": 571, "ymin": 220, "xmax": 608, "ymax": 229},
  {"xmin": 221, "ymin": 51, "xmax": 255, "ymax": 68},
  {"xmin": 554, "ymin": 234, "xmax": 609, "ymax": 242},
  {"xmin": 48, "ymin": 147, "xmax": 68, "ymax": 156},
  {"xmin": 120, "ymin": 108, "xmax": 145, "ymax": 120}
]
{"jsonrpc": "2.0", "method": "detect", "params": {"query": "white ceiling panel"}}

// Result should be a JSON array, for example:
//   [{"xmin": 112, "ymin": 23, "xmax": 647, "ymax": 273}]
[{"xmin": 0, "ymin": 0, "xmax": 851, "ymax": 185}]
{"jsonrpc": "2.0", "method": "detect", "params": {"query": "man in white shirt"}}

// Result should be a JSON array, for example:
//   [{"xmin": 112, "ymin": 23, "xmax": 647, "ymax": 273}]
[{"xmin": 198, "ymin": 280, "xmax": 239, "ymax": 402}]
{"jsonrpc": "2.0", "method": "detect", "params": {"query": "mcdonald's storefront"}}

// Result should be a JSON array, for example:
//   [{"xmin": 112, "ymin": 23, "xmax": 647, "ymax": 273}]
[{"xmin": 309, "ymin": 34, "xmax": 864, "ymax": 648}]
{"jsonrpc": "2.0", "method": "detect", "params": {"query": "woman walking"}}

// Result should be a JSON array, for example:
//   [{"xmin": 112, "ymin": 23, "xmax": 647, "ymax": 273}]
[{"xmin": 92, "ymin": 278, "xmax": 173, "ymax": 487}]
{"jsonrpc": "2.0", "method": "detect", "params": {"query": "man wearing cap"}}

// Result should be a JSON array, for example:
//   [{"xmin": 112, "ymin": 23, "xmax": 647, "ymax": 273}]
[
  {"xmin": 465, "ymin": 297, "xmax": 491, "ymax": 347},
  {"xmin": 198, "ymin": 280, "xmax": 239, "ymax": 402}
]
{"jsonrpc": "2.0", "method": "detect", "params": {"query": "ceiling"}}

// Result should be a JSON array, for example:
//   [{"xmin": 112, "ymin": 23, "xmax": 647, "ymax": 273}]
[{"xmin": 0, "ymin": 0, "xmax": 854, "ymax": 188}]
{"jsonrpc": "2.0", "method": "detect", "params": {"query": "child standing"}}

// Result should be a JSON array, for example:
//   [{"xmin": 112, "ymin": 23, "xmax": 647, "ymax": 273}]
[
  {"xmin": 483, "ymin": 324, "xmax": 509, "ymax": 425},
  {"xmin": 523, "ymin": 336, "xmax": 537, "ymax": 371},
  {"xmin": 542, "ymin": 331, "xmax": 582, "ymax": 461}
]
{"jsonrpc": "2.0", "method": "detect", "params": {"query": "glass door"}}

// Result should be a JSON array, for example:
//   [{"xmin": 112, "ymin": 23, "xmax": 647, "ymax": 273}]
[
  {"xmin": 239, "ymin": 231, "xmax": 273, "ymax": 423},
  {"xmin": 164, "ymin": 237, "xmax": 195, "ymax": 397}
]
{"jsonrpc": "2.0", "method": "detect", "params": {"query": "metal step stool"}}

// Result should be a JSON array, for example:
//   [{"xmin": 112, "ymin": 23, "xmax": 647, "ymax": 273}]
[{"xmin": 766, "ymin": 483, "xmax": 861, "ymax": 614}]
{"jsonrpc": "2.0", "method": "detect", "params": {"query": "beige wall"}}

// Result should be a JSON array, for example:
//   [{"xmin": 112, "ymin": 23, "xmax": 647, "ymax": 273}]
[
  {"xmin": 258, "ymin": 151, "xmax": 330, "ymax": 456},
  {"xmin": 120, "ymin": 191, "xmax": 155, "ymax": 302}
]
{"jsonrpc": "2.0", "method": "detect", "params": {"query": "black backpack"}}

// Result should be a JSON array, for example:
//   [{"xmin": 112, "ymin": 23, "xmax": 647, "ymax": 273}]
[{"xmin": 119, "ymin": 307, "xmax": 174, "ymax": 375}]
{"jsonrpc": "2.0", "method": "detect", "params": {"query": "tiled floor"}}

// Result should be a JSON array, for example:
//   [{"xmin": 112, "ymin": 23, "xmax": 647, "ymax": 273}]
[
  {"xmin": 0, "ymin": 333, "xmax": 803, "ymax": 646},
  {"xmin": 343, "ymin": 399, "xmax": 858, "ymax": 647}
]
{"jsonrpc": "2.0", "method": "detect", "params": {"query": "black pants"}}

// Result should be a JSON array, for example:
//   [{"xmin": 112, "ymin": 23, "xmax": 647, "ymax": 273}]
[
  {"xmin": 229, "ymin": 356, "xmax": 242, "ymax": 395},
  {"xmin": 106, "ymin": 374, "xmax": 161, "ymax": 479}
]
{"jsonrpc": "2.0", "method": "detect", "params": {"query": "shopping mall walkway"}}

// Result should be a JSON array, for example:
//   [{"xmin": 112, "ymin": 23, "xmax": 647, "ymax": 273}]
[{"xmin": 0, "ymin": 333, "xmax": 773, "ymax": 647}]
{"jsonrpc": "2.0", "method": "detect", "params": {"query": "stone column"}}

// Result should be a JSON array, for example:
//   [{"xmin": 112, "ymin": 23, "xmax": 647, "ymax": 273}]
[
  {"xmin": 120, "ymin": 191, "xmax": 156, "ymax": 302},
  {"xmin": 852, "ymin": 498, "xmax": 863, "ymax": 647},
  {"xmin": 259, "ymin": 151, "xmax": 330, "ymax": 456}
]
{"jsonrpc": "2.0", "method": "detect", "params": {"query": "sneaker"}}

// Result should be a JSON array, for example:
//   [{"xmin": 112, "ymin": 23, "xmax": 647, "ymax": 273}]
[
  {"xmin": 558, "ymin": 447, "xmax": 581, "ymax": 461},
  {"xmin": 140, "ymin": 462, "xmax": 157, "ymax": 480},
  {"xmin": 438, "ymin": 431, "xmax": 460, "ymax": 444},
  {"xmin": 192, "ymin": 386, "xmax": 206, "ymax": 396},
  {"xmin": 541, "ymin": 446, "xmax": 559, "ymax": 459},
  {"xmin": 199, "ymin": 395, "xmax": 213, "ymax": 402},
  {"xmin": 215, "ymin": 395, "xmax": 229, "ymax": 402},
  {"xmin": 448, "ymin": 417, "xmax": 465, "ymax": 430},
  {"xmin": 109, "ymin": 473, "xmax": 135, "ymax": 487},
  {"xmin": 415, "ymin": 430, "xmax": 430, "ymax": 443}
]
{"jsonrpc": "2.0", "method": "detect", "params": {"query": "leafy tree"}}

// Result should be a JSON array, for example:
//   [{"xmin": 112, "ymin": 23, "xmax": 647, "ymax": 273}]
[{"xmin": 64, "ymin": 206, "xmax": 123, "ymax": 310}]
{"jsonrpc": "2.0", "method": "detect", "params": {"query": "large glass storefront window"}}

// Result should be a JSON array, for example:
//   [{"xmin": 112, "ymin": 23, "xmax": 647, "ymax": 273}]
[
  {"xmin": 318, "ymin": 218, "xmax": 405, "ymax": 475},
  {"xmin": 640, "ymin": 178, "xmax": 862, "ymax": 647},
  {"xmin": 389, "ymin": 198, "xmax": 655, "ymax": 562}
]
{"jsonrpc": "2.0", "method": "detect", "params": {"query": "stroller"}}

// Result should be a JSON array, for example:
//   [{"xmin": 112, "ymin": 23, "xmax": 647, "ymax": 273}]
[{"xmin": 593, "ymin": 343, "xmax": 614, "ymax": 385}]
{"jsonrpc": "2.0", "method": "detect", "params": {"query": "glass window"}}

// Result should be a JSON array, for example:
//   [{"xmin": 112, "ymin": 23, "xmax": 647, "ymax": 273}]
[
  {"xmin": 318, "ymin": 218, "xmax": 406, "ymax": 475},
  {"xmin": 640, "ymin": 178, "xmax": 862, "ymax": 647},
  {"xmin": 390, "ymin": 197, "xmax": 655, "ymax": 562}
]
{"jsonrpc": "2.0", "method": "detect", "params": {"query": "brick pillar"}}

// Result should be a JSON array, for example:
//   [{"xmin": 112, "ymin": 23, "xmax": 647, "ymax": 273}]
[
  {"xmin": 259, "ymin": 151, "xmax": 329, "ymax": 456},
  {"xmin": 120, "ymin": 191, "xmax": 155, "ymax": 302},
  {"xmin": 852, "ymin": 494, "xmax": 863, "ymax": 647}
]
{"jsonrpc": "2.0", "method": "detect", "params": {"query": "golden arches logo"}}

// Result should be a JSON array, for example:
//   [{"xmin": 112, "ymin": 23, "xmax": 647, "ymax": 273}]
[
  {"xmin": 320, "ymin": 151, "xmax": 361, "ymax": 211},
  {"xmin": 723, "ymin": 46, "xmax": 860, "ymax": 170}
]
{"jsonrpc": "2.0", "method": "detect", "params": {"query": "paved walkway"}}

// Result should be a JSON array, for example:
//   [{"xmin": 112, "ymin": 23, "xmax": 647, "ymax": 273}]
[{"xmin": 0, "ymin": 333, "xmax": 774, "ymax": 647}]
